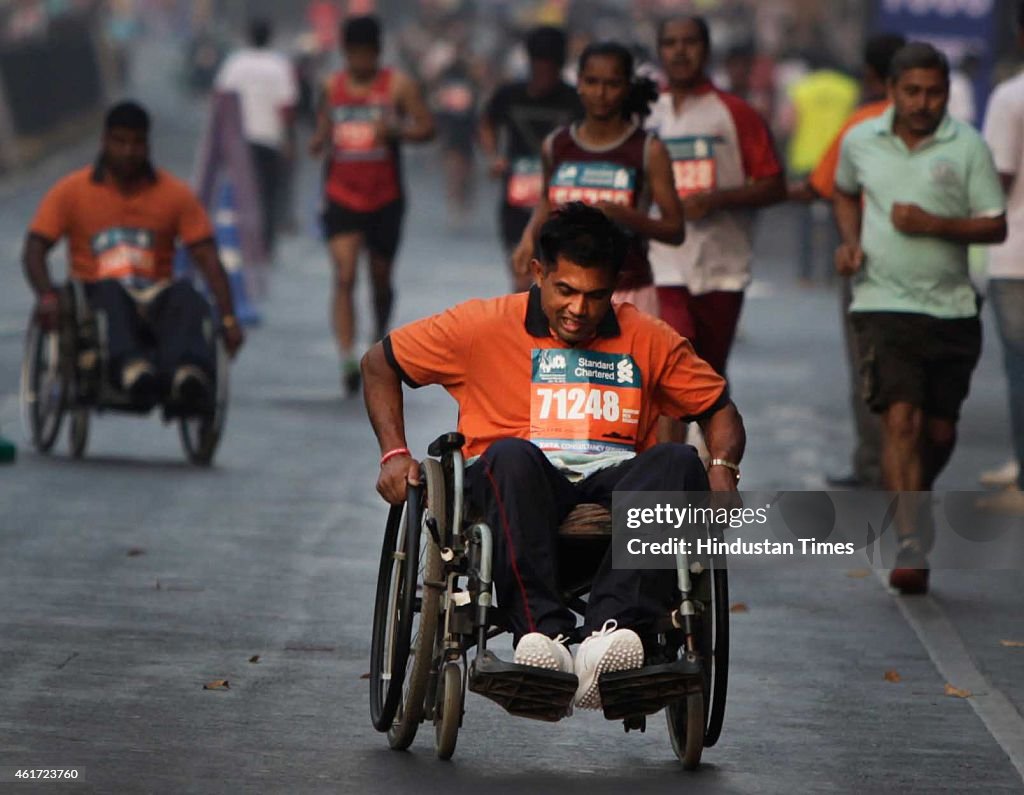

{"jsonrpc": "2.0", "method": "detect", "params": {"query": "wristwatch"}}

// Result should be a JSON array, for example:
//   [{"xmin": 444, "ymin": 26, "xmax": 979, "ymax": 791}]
[{"xmin": 709, "ymin": 459, "xmax": 740, "ymax": 483}]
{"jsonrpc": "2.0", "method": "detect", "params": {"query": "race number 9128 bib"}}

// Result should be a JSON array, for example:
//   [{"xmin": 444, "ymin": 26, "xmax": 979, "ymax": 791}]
[
  {"xmin": 664, "ymin": 136, "xmax": 719, "ymax": 198},
  {"xmin": 548, "ymin": 160, "xmax": 636, "ymax": 207},
  {"xmin": 92, "ymin": 227, "xmax": 156, "ymax": 288},
  {"xmin": 530, "ymin": 348, "xmax": 642, "ymax": 455},
  {"xmin": 332, "ymin": 105, "xmax": 387, "ymax": 159}
]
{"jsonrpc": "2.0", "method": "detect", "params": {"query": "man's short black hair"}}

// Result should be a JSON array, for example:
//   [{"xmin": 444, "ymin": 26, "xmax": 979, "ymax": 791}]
[
  {"xmin": 343, "ymin": 15, "xmax": 381, "ymax": 50},
  {"xmin": 526, "ymin": 26, "xmax": 567, "ymax": 65},
  {"xmin": 863, "ymin": 33, "xmax": 906, "ymax": 80},
  {"xmin": 537, "ymin": 202, "xmax": 626, "ymax": 276},
  {"xmin": 249, "ymin": 17, "xmax": 272, "ymax": 48},
  {"xmin": 1018, "ymin": 0, "xmax": 1024, "ymax": 30},
  {"xmin": 105, "ymin": 101, "xmax": 150, "ymax": 133},
  {"xmin": 657, "ymin": 15, "xmax": 710, "ymax": 51},
  {"xmin": 889, "ymin": 41, "xmax": 950, "ymax": 84}
]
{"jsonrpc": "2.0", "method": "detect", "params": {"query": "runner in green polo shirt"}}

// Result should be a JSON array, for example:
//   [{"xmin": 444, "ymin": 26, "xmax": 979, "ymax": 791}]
[{"xmin": 833, "ymin": 42, "xmax": 1006, "ymax": 595}]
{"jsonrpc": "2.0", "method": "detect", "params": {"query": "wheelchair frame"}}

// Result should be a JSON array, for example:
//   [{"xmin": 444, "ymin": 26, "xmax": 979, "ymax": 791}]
[
  {"xmin": 19, "ymin": 282, "xmax": 229, "ymax": 465},
  {"xmin": 369, "ymin": 432, "xmax": 730, "ymax": 768}
]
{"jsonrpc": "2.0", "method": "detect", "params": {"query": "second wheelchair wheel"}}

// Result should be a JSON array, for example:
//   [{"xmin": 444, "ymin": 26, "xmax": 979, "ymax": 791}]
[
  {"xmin": 434, "ymin": 661, "xmax": 462, "ymax": 760},
  {"xmin": 69, "ymin": 407, "xmax": 89, "ymax": 459},
  {"xmin": 180, "ymin": 340, "xmax": 229, "ymax": 466},
  {"xmin": 370, "ymin": 481, "xmax": 423, "ymax": 732},
  {"xmin": 668, "ymin": 690, "xmax": 704, "ymax": 770},
  {"xmin": 387, "ymin": 458, "xmax": 447, "ymax": 750},
  {"xmin": 20, "ymin": 322, "xmax": 67, "ymax": 453}
]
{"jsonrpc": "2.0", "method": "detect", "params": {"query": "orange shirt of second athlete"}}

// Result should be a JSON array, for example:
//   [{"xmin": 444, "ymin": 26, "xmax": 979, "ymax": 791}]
[{"xmin": 29, "ymin": 166, "xmax": 214, "ymax": 283}]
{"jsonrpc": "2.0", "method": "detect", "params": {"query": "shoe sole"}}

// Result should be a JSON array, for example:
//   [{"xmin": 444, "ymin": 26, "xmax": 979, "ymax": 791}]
[
  {"xmin": 575, "ymin": 633, "xmax": 645, "ymax": 710},
  {"xmin": 513, "ymin": 637, "xmax": 572, "ymax": 674}
]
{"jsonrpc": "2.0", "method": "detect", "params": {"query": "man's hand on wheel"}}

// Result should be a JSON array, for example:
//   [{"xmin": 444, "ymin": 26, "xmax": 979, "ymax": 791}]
[
  {"xmin": 221, "ymin": 318, "xmax": 245, "ymax": 358},
  {"xmin": 377, "ymin": 454, "xmax": 421, "ymax": 505}
]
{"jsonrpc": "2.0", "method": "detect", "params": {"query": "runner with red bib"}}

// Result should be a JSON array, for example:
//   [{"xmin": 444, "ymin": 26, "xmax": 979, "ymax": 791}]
[
  {"xmin": 511, "ymin": 41, "xmax": 685, "ymax": 315},
  {"xmin": 309, "ymin": 15, "xmax": 434, "ymax": 396}
]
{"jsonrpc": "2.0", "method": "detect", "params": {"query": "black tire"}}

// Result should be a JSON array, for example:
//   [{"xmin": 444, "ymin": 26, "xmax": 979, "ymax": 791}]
[
  {"xmin": 370, "ymin": 480, "xmax": 423, "ymax": 732},
  {"xmin": 387, "ymin": 459, "xmax": 447, "ymax": 750},
  {"xmin": 180, "ymin": 338, "xmax": 228, "ymax": 466},
  {"xmin": 69, "ymin": 407, "xmax": 89, "ymax": 459},
  {"xmin": 435, "ymin": 661, "xmax": 462, "ymax": 761},
  {"xmin": 21, "ymin": 322, "xmax": 67, "ymax": 453}
]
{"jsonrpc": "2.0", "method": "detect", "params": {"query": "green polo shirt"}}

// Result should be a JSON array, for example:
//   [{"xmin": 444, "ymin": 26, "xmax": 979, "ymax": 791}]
[{"xmin": 835, "ymin": 107, "xmax": 1004, "ymax": 318}]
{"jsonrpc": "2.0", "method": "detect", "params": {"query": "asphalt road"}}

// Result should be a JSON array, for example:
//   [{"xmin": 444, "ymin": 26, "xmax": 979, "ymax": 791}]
[{"xmin": 1, "ymin": 38, "xmax": 1023, "ymax": 795}]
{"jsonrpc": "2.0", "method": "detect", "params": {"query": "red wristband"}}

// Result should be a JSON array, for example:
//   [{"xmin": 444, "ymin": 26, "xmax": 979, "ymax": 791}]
[{"xmin": 380, "ymin": 447, "xmax": 411, "ymax": 466}]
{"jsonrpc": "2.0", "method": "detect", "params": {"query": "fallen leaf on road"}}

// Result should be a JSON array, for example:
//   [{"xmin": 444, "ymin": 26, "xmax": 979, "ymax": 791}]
[
  {"xmin": 127, "ymin": 548, "xmax": 145, "ymax": 557},
  {"xmin": 360, "ymin": 672, "xmax": 371, "ymax": 679},
  {"xmin": 203, "ymin": 680, "xmax": 230, "ymax": 691},
  {"xmin": 249, "ymin": 655, "xmax": 260, "ymax": 664},
  {"xmin": 846, "ymin": 569, "xmax": 870, "ymax": 578},
  {"xmin": 1000, "ymin": 640, "xmax": 1024, "ymax": 648},
  {"xmin": 729, "ymin": 603, "xmax": 748, "ymax": 614},
  {"xmin": 944, "ymin": 683, "xmax": 971, "ymax": 699},
  {"xmin": 883, "ymin": 670, "xmax": 901, "ymax": 683}
]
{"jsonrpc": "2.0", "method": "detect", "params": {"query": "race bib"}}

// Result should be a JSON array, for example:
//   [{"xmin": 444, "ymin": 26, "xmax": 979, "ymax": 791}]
[
  {"xmin": 506, "ymin": 156, "xmax": 543, "ymax": 208},
  {"xmin": 664, "ymin": 136, "xmax": 719, "ymax": 198},
  {"xmin": 92, "ymin": 227, "xmax": 156, "ymax": 288},
  {"xmin": 548, "ymin": 160, "xmax": 636, "ymax": 207},
  {"xmin": 530, "ymin": 348, "xmax": 642, "ymax": 455},
  {"xmin": 438, "ymin": 83, "xmax": 474, "ymax": 114},
  {"xmin": 331, "ymin": 105, "xmax": 387, "ymax": 159}
]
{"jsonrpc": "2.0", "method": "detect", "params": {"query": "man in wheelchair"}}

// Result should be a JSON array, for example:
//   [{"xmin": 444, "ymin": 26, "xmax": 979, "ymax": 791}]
[
  {"xmin": 22, "ymin": 101, "xmax": 244, "ymax": 412},
  {"xmin": 363, "ymin": 202, "xmax": 745, "ymax": 711}
]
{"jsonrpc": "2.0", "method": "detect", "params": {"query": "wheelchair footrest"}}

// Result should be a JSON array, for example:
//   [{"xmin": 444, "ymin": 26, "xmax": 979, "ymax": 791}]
[
  {"xmin": 468, "ymin": 650, "xmax": 578, "ymax": 723},
  {"xmin": 598, "ymin": 655, "xmax": 703, "ymax": 721}
]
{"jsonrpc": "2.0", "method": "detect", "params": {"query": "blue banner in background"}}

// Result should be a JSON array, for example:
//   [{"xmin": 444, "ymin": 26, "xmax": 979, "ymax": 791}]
[{"xmin": 873, "ymin": 0, "xmax": 998, "ymax": 126}]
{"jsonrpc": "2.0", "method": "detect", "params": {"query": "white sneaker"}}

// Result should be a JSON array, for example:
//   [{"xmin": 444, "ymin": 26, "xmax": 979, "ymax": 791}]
[
  {"xmin": 573, "ymin": 620, "xmax": 645, "ymax": 710},
  {"xmin": 979, "ymin": 460, "xmax": 1019, "ymax": 489},
  {"xmin": 513, "ymin": 633, "xmax": 573, "ymax": 674}
]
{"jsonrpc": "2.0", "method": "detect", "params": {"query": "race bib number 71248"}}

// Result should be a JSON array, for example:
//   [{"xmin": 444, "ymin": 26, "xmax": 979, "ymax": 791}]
[{"xmin": 530, "ymin": 348, "xmax": 642, "ymax": 455}]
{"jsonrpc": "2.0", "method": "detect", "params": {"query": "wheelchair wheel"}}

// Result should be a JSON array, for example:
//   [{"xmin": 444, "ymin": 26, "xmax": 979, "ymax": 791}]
[
  {"xmin": 370, "ymin": 480, "xmax": 424, "ymax": 732},
  {"xmin": 387, "ymin": 458, "xmax": 447, "ymax": 750},
  {"xmin": 668, "ymin": 691, "xmax": 704, "ymax": 770},
  {"xmin": 69, "ymin": 407, "xmax": 89, "ymax": 459},
  {"xmin": 179, "ymin": 339, "xmax": 228, "ymax": 466},
  {"xmin": 20, "ymin": 320, "xmax": 68, "ymax": 453},
  {"xmin": 435, "ymin": 661, "xmax": 462, "ymax": 761},
  {"xmin": 666, "ymin": 536, "xmax": 729, "ymax": 766}
]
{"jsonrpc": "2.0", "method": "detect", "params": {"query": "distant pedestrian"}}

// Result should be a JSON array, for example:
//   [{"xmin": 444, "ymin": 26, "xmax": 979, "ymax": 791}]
[
  {"xmin": 978, "ymin": 4, "xmax": 1024, "ymax": 513},
  {"xmin": 834, "ymin": 42, "xmax": 1006, "ymax": 594},
  {"xmin": 215, "ymin": 18, "xmax": 299, "ymax": 259}
]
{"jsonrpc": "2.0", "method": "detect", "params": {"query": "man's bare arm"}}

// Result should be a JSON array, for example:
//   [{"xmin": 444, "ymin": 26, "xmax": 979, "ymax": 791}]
[
  {"xmin": 22, "ymin": 233, "xmax": 56, "ymax": 296},
  {"xmin": 362, "ymin": 341, "xmax": 421, "ymax": 504},
  {"xmin": 698, "ymin": 401, "xmax": 746, "ymax": 492}
]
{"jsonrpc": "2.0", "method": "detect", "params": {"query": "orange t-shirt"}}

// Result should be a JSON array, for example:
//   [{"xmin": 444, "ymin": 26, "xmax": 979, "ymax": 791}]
[
  {"xmin": 809, "ymin": 100, "xmax": 890, "ymax": 199},
  {"xmin": 386, "ymin": 289, "xmax": 728, "ymax": 460},
  {"xmin": 29, "ymin": 165, "xmax": 214, "ymax": 284}
]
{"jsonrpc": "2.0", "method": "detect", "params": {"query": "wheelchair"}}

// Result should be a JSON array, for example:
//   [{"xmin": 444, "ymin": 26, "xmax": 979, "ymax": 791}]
[
  {"xmin": 369, "ymin": 433, "xmax": 729, "ymax": 769},
  {"xmin": 19, "ymin": 281, "xmax": 229, "ymax": 466}
]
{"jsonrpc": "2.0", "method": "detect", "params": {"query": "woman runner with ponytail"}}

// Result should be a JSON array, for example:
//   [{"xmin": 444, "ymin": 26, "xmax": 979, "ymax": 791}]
[{"xmin": 512, "ymin": 42, "xmax": 685, "ymax": 313}]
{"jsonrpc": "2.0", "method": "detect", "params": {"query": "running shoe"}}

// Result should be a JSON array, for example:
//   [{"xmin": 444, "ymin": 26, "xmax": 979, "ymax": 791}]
[
  {"xmin": 574, "ymin": 620, "xmax": 645, "ymax": 709},
  {"xmin": 513, "ymin": 633, "xmax": 573, "ymax": 674}
]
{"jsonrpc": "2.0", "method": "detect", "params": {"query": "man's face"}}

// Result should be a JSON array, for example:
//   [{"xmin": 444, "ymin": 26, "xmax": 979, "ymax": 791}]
[
  {"xmin": 577, "ymin": 54, "xmax": 629, "ymax": 122},
  {"xmin": 528, "ymin": 57, "xmax": 562, "ymax": 94},
  {"xmin": 890, "ymin": 67, "xmax": 948, "ymax": 137},
  {"xmin": 532, "ymin": 255, "xmax": 616, "ymax": 345},
  {"xmin": 658, "ymin": 19, "xmax": 708, "ymax": 85},
  {"xmin": 345, "ymin": 44, "xmax": 380, "ymax": 80},
  {"xmin": 102, "ymin": 127, "xmax": 149, "ymax": 181}
]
